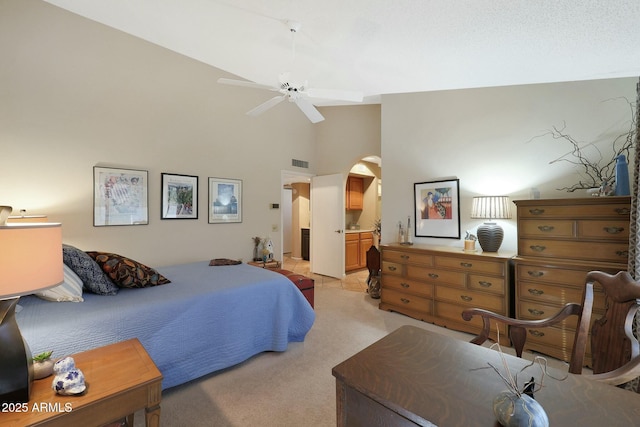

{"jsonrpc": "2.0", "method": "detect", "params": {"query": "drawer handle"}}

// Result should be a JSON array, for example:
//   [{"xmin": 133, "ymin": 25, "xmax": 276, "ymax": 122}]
[
  {"xmin": 604, "ymin": 226, "xmax": 624, "ymax": 234},
  {"xmin": 478, "ymin": 281, "xmax": 492, "ymax": 288},
  {"xmin": 528, "ymin": 288, "xmax": 544, "ymax": 296},
  {"xmin": 400, "ymin": 298, "xmax": 410, "ymax": 304},
  {"xmin": 615, "ymin": 207, "xmax": 630, "ymax": 215},
  {"xmin": 428, "ymin": 273, "xmax": 439, "ymax": 279},
  {"xmin": 537, "ymin": 225, "xmax": 555, "ymax": 232},
  {"xmin": 460, "ymin": 295, "xmax": 473, "ymax": 302},
  {"xmin": 529, "ymin": 245, "xmax": 546, "ymax": 252},
  {"xmin": 527, "ymin": 271, "xmax": 544, "ymax": 278},
  {"xmin": 400, "ymin": 255, "xmax": 410, "ymax": 260},
  {"xmin": 529, "ymin": 330, "xmax": 545, "ymax": 337},
  {"xmin": 528, "ymin": 308, "xmax": 545, "ymax": 316},
  {"xmin": 400, "ymin": 282, "xmax": 410, "ymax": 288},
  {"xmin": 460, "ymin": 262, "xmax": 473, "ymax": 268},
  {"xmin": 616, "ymin": 250, "xmax": 629, "ymax": 258},
  {"xmin": 387, "ymin": 266, "xmax": 397, "ymax": 271},
  {"xmin": 529, "ymin": 208, "xmax": 545, "ymax": 215}
]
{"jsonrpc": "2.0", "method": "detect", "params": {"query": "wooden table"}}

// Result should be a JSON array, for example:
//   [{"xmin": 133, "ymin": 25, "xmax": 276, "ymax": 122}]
[
  {"xmin": 0, "ymin": 338, "xmax": 162, "ymax": 427},
  {"xmin": 332, "ymin": 325, "xmax": 640, "ymax": 426}
]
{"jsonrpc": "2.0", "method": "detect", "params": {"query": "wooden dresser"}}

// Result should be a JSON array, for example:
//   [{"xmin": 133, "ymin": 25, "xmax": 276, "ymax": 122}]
[
  {"xmin": 513, "ymin": 196, "xmax": 631, "ymax": 365},
  {"xmin": 379, "ymin": 243, "xmax": 514, "ymax": 343}
]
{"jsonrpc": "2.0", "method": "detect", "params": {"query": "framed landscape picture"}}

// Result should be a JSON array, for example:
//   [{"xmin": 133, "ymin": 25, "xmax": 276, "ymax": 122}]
[
  {"xmin": 161, "ymin": 173, "xmax": 198, "ymax": 219},
  {"xmin": 414, "ymin": 178, "xmax": 460, "ymax": 238},
  {"xmin": 208, "ymin": 177, "xmax": 242, "ymax": 224},
  {"xmin": 93, "ymin": 166, "xmax": 149, "ymax": 226}
]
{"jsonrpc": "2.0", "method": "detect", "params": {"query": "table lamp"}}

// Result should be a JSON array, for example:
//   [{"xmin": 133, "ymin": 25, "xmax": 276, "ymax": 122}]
[
  {"xmin": 0, "ymin": 206, "xmax": 63, "ymax": 403},
  {"xmin": 470, "ymin": 196, "xmax": 512, "ymax": 252}
]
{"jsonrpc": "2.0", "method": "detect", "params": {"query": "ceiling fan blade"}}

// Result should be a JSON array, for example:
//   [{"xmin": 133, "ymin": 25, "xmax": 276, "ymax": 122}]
[
  {"xmin": 218, "ymin": 78, "xmax": 277, "ymax": 92},
  {"xmin": 246, "ymin": 95, "xmax": 286, "ymax": 117},
  {"xmin": 306, "ymin": 88, "xmax": 363, "ymax": 103},
  {"xmin": 294, "ymin": 98, "xmax": 325, "ymax": 123}
]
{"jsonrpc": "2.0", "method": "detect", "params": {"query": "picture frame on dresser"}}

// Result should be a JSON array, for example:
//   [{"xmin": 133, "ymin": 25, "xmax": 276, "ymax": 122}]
[
  {"xmin": 93, "ymin": 166, "xmax": 149, "ymax": 226},
  {"xmin": 414, "ymin": 178, "xmax": 460, "ymax": 238},
  {"xmin": 208, "ymin": 177, "xmax": 242, "ymax": 224},
  {"xmin": 161, "ymin": 173, "xmax": 198, "ymax": 220}
]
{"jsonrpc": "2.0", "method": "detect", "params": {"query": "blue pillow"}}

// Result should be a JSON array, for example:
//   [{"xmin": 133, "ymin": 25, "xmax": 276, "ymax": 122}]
[{"xmin": 62, "ymin": 244, "xmax": 119, "ymax": 295}]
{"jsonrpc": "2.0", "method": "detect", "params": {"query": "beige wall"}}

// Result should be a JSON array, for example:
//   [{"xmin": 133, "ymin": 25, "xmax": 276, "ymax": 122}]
[
  {"xmin": 381, "ymin": 78, "xmax": 637, "ymax": 252},
  {"xmin": 4, "ymin": 1, "xmax": 637, "ymax": 267},
  {"xmin": 1, "ymin": 0, "xmax": 318, "ymax": 266}
]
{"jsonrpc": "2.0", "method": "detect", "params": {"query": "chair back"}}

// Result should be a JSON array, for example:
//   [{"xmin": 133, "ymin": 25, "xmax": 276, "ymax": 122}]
[
  {"xmin": 578, "ymin": 271, "xmax": 640, "ymax": 375},
  {"xmin": 462, "ymin": 270, "xmax": 640, "ymax": 387}
]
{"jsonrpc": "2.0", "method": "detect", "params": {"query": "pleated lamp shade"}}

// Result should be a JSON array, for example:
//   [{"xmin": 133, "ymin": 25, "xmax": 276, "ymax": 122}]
[{"xmin": 470, "ymin": 196, "xmax": 512, "ymax": 252}]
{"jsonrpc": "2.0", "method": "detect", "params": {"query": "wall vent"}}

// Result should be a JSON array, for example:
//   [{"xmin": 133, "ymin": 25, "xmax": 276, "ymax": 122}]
[{"xmin": 292, "ymin": 159, "xmax": 309, "ymax": 169}]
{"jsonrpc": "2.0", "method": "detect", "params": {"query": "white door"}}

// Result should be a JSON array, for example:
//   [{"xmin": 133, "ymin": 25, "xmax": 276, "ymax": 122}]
[{"xmin": 311, "ymin": 173, "xmax": 345, "ymax": 278}]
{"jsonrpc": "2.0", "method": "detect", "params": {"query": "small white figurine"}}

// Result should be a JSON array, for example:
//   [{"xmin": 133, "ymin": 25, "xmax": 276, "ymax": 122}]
[
  {"xmin": 261, "ymin": 237, "xmax": 274, "ymax": 261},
  {"xmin": 51, "ymin": 356, "xmax": 86, "ymax": 395}
]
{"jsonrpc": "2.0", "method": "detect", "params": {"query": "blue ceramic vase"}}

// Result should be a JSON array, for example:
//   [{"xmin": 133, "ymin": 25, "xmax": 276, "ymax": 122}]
[{"xmin": 493, "ymin": 391, "xmax": 549, "ymax": 427}]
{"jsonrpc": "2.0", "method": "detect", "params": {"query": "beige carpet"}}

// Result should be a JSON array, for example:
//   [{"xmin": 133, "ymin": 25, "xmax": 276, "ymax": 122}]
[
  {"xmin": 131, "ymin": 259, "xmax": 570, "ymax": 426},
  {"xmin": 131, "ymin": 277, "xmax": 474, "ymax": 426}
]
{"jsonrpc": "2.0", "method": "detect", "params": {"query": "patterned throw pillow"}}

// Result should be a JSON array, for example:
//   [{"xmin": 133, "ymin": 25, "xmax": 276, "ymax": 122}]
[
  {"xmin": 85, "ymin": 252, "xmax": 171, "ymax": 288},
  {"xmin": 62, "ymin": 244, "xmax": 119, "ymax": 295}
]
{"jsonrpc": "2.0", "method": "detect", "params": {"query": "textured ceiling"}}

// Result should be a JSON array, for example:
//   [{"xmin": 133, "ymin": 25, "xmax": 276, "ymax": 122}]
[{"xmin": 44, "ymin": 0, "xmax": 640, "ymax": 105}]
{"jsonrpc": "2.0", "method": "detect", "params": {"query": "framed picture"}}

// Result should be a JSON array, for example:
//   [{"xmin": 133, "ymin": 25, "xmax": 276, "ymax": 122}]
[
  {"xmin": 93, "ymin": 166, "xmax": 148, "ymax": 226},
  {"xmin": 208, "ymin": 177, "xmax": 242, "ymax": 223},
  {"xmin": 161, "ymin": 173, "xmax": 198, "ymax": 219},
  {"xmin": 414, "ymin": 178, "xmax": 460, "ymax": 239}
]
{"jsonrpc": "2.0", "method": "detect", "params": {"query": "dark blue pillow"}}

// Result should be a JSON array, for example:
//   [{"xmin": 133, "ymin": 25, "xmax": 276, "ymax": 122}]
[{"xmin": 62, "ymin": 244, "xmax": 118, "ymax": 295}]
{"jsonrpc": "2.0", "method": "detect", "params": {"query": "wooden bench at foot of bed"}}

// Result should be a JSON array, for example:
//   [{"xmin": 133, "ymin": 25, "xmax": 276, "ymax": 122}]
[{"xmin": 273, "ymin": 269, "xmax": 314, "ymax": 308}]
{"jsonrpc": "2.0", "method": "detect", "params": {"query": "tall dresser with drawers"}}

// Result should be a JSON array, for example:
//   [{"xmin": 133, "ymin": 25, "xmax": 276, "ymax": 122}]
[
  {"xmin": 513, "ymin": 196, "xmax": 631, "ymax": 365},
  {"xmin": 379, "ymin": 244, "xmax": 514, "ymax": 344}
]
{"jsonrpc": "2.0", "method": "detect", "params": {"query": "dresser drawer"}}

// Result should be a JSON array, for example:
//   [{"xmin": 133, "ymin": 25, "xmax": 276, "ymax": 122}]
[
  {"xmin": 516, "ymin": 263, "xmax": 589, "ymax": 286},
  {"xmin": 381, "ymin": 261, "xmax": 403, "ymax": 276},
  {"xmin": 518, "ymin": 280, "xmax": 584, "ymax": 305},
  {"xmin": 383, "ymin": 250, "xmax": 433, "ymax": 266},
  {"xmin": 518, "ymin": 239, "xmax": 628, "ymax": 263},
  {"xmin": 577, "ymin": 220, "xmax": 630, "ymax": 240},
  {"xmin": 406, "ymin": 266, "xmax": 465, "ymax": 287},
  {"xmin": 518, "ymin": 203, "xmax": 631, "ymax": 219},
  {"xmin": 519, "ymin": 220, "xmax": 574, "ymax": 238},
  {"xmin": 382, "ymin": 275, "xmax": 433, "ymax": 298},
  {"xmin": 468, "ymin": 274, "xmax": 505, "ymax": 295},
  {"xmin": 435, "ymin": 286, "xmax": 503, "ymax": 311},
  {"xmin": 435, "ymin": 256, "xmax": 504, "ymax": 275},
  {"xmin": 381, "ymin": 288, "xmax": 432, "ymax": 313},
  {"xmin": 436, "ymin": 301, "xmax": 507, "ymax": 328}
]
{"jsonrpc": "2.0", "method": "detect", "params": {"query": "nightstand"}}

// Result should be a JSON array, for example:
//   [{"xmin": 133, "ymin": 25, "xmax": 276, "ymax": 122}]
[
  {"xmin": 0, "ymin": 338, "xmax": 162, "ymax": 427},
  {"xmin": 247, "ymin": 260, "xmax": 282, "ymax": 270}
]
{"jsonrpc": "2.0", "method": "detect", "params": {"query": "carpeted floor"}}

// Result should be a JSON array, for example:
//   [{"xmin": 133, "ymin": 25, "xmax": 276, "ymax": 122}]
[{"xmin": 131, "ymin": 257, "xmax": 568, "ymax": 426}]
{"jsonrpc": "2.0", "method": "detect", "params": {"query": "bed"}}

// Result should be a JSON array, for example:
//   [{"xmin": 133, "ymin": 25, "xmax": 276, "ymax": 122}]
[{"xmin": 16, "ymin": 258, "xmax": 316, "ymax": 390}]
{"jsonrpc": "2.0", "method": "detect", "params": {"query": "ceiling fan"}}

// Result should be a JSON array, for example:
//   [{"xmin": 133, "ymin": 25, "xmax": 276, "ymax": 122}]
[
  {"xmin": 218, "ymin": 73, "xmax": 363, "ymax": 123},
  {"xmin": 217, "ymin": 21, "xmax": 363, "ymax": 123}
]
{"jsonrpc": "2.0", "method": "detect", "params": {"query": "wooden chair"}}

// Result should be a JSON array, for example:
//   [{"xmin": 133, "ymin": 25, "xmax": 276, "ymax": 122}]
[{"xmin": 461, "ymin": 270, "xmax": 640, "ymax": 387}]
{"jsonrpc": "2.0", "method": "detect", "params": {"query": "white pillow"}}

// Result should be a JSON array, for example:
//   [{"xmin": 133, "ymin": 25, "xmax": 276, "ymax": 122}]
[{"xmin": 35, "ymin": 265, "xmax": 84, "ymax": 302}]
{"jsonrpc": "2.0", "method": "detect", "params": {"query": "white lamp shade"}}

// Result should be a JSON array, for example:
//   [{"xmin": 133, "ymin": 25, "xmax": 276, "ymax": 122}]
[
  {"xmin": 470, "ymin": 196, "xmax": 512, "ymax": 220},
  {"xmin": 0, "ymin": 223, "xmax": 63, "ymax": 298}
]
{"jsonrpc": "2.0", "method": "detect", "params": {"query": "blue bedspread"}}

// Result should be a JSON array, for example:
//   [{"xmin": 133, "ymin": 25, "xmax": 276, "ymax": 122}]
[{"xmin": 16, "ymin": 262, "xmax": 315, "ymax": 389}]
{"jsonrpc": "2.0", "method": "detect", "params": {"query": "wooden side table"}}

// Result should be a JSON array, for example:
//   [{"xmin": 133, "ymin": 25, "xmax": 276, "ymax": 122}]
[
  {"xmin": 0, "ymin": 338, "xmax": 162, "ymax": 427},
  {"xmin": 247, "ymin": 259, "xmax": 281, "ymax": 270}
]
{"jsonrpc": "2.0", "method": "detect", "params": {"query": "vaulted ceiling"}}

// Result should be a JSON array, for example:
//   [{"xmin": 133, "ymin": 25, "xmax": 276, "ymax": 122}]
[{"xmin": 44, "ymin": 0, "xmax": 640, "ymax": 105}]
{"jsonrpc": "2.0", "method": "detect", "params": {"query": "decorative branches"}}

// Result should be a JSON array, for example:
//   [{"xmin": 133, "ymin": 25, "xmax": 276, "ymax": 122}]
[{"xmin": 531, "ymin": 98, "xmax": 636, "ymax": 192}]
